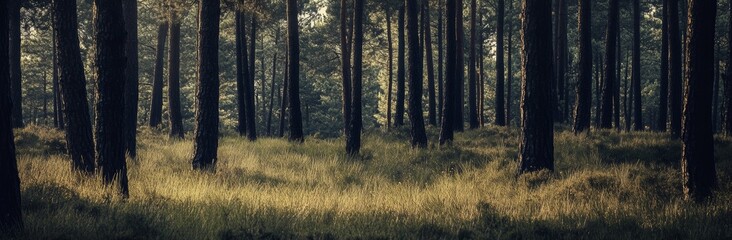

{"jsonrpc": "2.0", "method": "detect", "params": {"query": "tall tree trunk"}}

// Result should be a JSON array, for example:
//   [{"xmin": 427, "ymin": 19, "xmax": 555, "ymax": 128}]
[
  {"xmin": 235, "ymin": 11, "xmax": 250, "ymax": 137},
  {"xmin": 554, "ymin": 0, "xmax": 567, "ymax": 123},
  {"xmin": 624, "ymin": 53, "xmax": 631, "ymax": 131},
  {"xmin": 347, "ymin": 0, "xmax": 364, "ymax": 154},
  {"xmin": 192, "ymin": 0, "xmax": 220, "ymax": 170},
  {"xmin": 725, "ymin": 0, "xmax": 732, "ymax": 136},
  {"xmin": 669, "ymin": 0, "xmax": 682, "ymax": 137},
  {"xmin": 123, "ymin": 0, "xmax": 139, "ymax": 158},
  {"xmin": 573, "ymin": 0, "xmax": 592, "ymax": 133},
  {"xmin": 440, "ymin": 0, "xmax": 457, "ymax": 145},
  {"xmin": 518, "ymin": 0, "xmax": 554, "ymax": 173},
  {"xmin": 267, "ymin": 31, "xmax": 280, "ymax": 136},
  {"xmin": 681, "ymin": 0, "xmax": 717, "ymax": 202},
  {"xmin": 437, "ymin": 3, "xmax": 444, "ymax": 124},
  {"xmin": 495, "ymin": 0, "xmax": 506, "ymax": 126},
  {"xmin": 407, "ymin": 0, "xmax": 428, "ymax": 147},
  {"xmin": 713, "ymin": 49, "xmax": 720, "ymax": 133},
  {"xmin": 425, "ymin": 0, "xmax": 437, "ymax": 126},
  {"xmin": 246, "ymin": 14, "xmax": 258, "ymax": 140},
  {"xmin": 149, "ymin": 22, "xmax": 168, "ymax": 128},
  {"xmin": 658, "ymin": 0, "xmax": 669, "ymax": 132},
  {"xmin": 341, "ymin": 0, "xmax": 352, "ymax": 135},
  {"xmin": 615, "ymin": 28, "xmax": 621, "ymax": 130},
  {"xmin": 52, "ymin": 24, "xmax": 65, "ymax": 130},
  {"xmin": 53, "ymin": 0, "xmax": 96, "ymax": 173},
  {"xmin": 0, "ymin": 1, "xmax": 23, "ymax": 230},
  {"xmin": 386, "ymin": 6, "xmax": 394, "ymax": 130},
  {"xmin": 9, "ymin": 0, "xmax": 23, "ymax": 128},
  {"xmin": 168, "ymin": 19, "xmax": 184, "ymax": 139},
  {"xmin": 506, "ymin": 0, "xmax": 514, "ymax": 127},
  {"xmin": 478, "ymin": 9, "xmax": 485, "ymax": 126},
  {"xmin": 468, "ymin": 0, "xmax": 480, "ymax": 128},
  {"xmin": 454, "ymin": 0, "xmax": 465, "ymax": 131},
  {"xmin": 632, "ymin": 0, "xmax": 643, "ymax": 131},
  {"xmin": 94, "ymin": 0, "xmax": 129, "ymax": 196},
  {"xmin": 600, "ymin": 0, "xmax": 619, "ymax": 129},
  {"xmin": 279, "ymin": 45, "xmax": 289, "ymax": 138},
  {"xmin": 395, "ymin": 5, "xmax": 406, "ymax": 127},
  {"xmin": 287, "ymin": 0, "xmax": 304, "ymax": 142},
  {"xmin": 594, "ymin": 52, "xmax": 602, "ymax": 127}
]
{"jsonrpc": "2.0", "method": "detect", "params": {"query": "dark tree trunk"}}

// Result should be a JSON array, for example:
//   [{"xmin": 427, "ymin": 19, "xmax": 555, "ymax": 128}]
[
  {"xmin": 287, "ymin": 0, "xmax": 304, "ymax": 142},
  {"xmin": 440, "ymin": 0, "xmax": 457, "ymax": 145},
  {"xmin": 386, "ymin": 5, "xmax": 394, "ymax": 129},
  {"xmin": 407, "ymin": 0, "xmax": 428, "ymax": 147},
  {"xmin": 624, "ymin": 54, "xmax": 631, "ymax": 131},
  {"xmin": 260, "ymin": 48, "xmax": 266, "ymax": 123},
  {"xmin": 713, "ymin": 53, "xmax": 720, "ymax": 133},
  {"xmin": 267, "ymin": 31, "xmax": 280, "ymax": 136},
  {"xmin": 632, "ymin": 0, "xmax": 643, "ymax": 131},
  {"xmin": 495, "ymin": 0, "xmax": 506, "ymax": 127},
  {"xmin": 518, "ymin": 0, "xmax": 554, "ymax": 173},
  {"xmin": 94, "ymin": 0, "xmax": 129, "ymax": 196},
  {"xmin": 573, "ymin": 0, "xmax": 592, "ymax": 133},
  {"xmin": 558, "ymin": 0, "xmax": 568, "ymax": 123},
  {"xmin": 658, "ymin": 0, "xmax": 669, "ymax": 132},
  {"xmin": 467, "ymin": 0, "xmax": 479, "ymax": 128},
  {"xmin": 615, "ymin": 28, "xmax": 621, "ymax": 130},
  {"xmin": 600, "ymin": 0, "xmax": 618, "ymax": 129},
  {"xmin": 279, "ymin": 46, "xmax": 289, "ymax": 138},
  {"xmin": 9, "ymin": 0, "xmax": 23, "ymax": 128},
  {"xmin": 0, "ymin": 2, "xmax": 23, "ymax": 230},
  {"xmin": 192, "ymin": 0, "xmax": 221, "ymax": 171},
  {"xmin": 149, "ymin": 22, "xmax": 167, "ymax": 128},
  {"xmin": 249, "ymin": 15, "xmax": 257, "ymax": 99},
  {"xmin": 507, "ymin": 0, "xmax": 514, "ymax": 127},
  {"xmin": 52, "ymin": 25, "xmax": 65, "ymax": 130},
  {"xmin": 247, "ymin": 15, "xmax": 258, "ymax": 141},
  {"xmin": 341, "ymin": 0, "xmax": 352, "ymax": 135},
  {"xmin": 347, "ymin": 0, "xmax": 364, "ymax": 155},
  {"xmin": 437, "ymin": 4, "xmax": 444, "ymax": 124},
  {"xmin": 594, "ymin": 53, "xmax": 602, "ymax": 127},
  {"xmin": 425, "ymin": 0, "xmax": 437, "ymax": 126},
  {"xmin": 168, "ymin": 20, "xmax": 184, "ymax": 139},
  {"xmin": 123, "ymin": 0, "xmax": 139, "ymax": 158},
  {"xmin": 479, "ymin": 10, "xmax": 485, "ymax": 126},
  {"xmin": 681, "ymin": 0, "xmax": 717, "ymax": 202},
  {"xmin": 454, "ymin": 0, "xmax": 465, "ymax": 131},
  {"xmin": 395, "ymin": 5, "xmax": 406, "ymax": 127},
  {"xmin": 669, "ymin": 0, "xmax": 682, "ymax": 137},
  {"xmin": 53, "ymin": 0, "xmax": 96, "ymax": 173},
  {"xmin": 235, "ymin": 11, "xmax": 249, "ymax": 137},
  {"xmin": 726, "ymin": 1, "xmax": 732, "ymax": 136}
]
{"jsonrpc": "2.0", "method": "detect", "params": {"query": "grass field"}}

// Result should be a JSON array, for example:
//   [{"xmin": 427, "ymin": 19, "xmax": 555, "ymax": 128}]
[{"xmin": 5, "ymin": 125, "xmax": 732, "ymax": 239}]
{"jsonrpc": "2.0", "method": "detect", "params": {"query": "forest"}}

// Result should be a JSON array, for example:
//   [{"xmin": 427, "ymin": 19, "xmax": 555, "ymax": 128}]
[{"xmin": 0, "ymin": 0, "xmax": 731, "ymax": 238}]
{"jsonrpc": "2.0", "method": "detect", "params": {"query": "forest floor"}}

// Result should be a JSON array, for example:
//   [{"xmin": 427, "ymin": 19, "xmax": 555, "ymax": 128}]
[{"xmin": 5, "ymin": 125, "xmax": 732, "ymax": 239}]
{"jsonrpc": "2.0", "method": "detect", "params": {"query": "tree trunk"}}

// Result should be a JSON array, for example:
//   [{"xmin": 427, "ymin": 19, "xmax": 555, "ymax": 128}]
[
  {"xmin": 437, "ymin": 3, "xmax": 444, "ymax": 124},
  {"xmin": 54, "ymin": 0, "xmax": 96, "ymax": 173},
  {"xmin": 347, "ymin": 0, "xmax": 364, "ymax": 155},
  {"xmin": 279, "ymin": 45, "xmax": 289, "ymax": 138},
  {"xmin": 9, "ymin": 0, "xmax": 23, "ymax": 128},
  {"xmin": 425, "ymin": 0, "xmax": 437, "ymax": 126},
  {"xmin": 624, "ymin": 53, "xmax": 631, "ymax": 131},
  {"xmin": 669, "ymin": 0, "xmax": 682, "ymax": 137},
  {"xmin": 149, "ymin": 22, "xmax": 167, "ymax": 128},
  {"xmin": 573, "ymin": 0, "xmax": 592, "ymax": 133},
  {"xmin": 267, "ymin": 31, "xmax": 280, "ymax": 136},
  {"xmin": 246, "ymin": 14, "xmax": 258, "ymax": 141},
  {"xmin": 506, "ymin": 0, "xmax": 514, "ymax": 127},
  {"xmin": 395, "ymin": 5, "xmax": 406, "ymax": 127},
  {"xmin": 600, "ymin": 0, "xmax": 618, "ymax": 129},
  {"xmin": 518, "ymin": 0, "xmax": 554, "ymax": 173},
  {"xmin": 559, "ymin": 0, "xmax": 568, "ymax": 123},
  {"xmin": 440, "ymin": 0, "xmax": 457, "ymax": 144},
  {"xmin": 631, "ymin": 0, "xmax": 643, "ymax": 131},
  {"xmin": 94, "ymin": 0, "xmax": 129, "ymax": 196},
  {"xmin": 341, "ymin": 0, "xmax": 352, "ymax": 136},
  {"xmin": 168, "ymin": 20, "xmax": 184, "ymax": 139},
  {"xmin": 192, "ymin": 0, "xmax": 221, "ymax": 171},
  {"xmin": 658, "ymin": 0, "xmax": 669, "ymax": 132},
  {"xmin": 494, "ymin": 0, "xmax": 506, "ymax": 127},
  {"xmin": 615, "ymin": 27, "xmax": 621, "ymax": 131},
  {"xmin": 288, "ymin": 0, "xmax": 304, "ymax": 142},
  {"xmin": 681, "ymin": 0, "xmax": 717, "ymax": 202},
  {"xmin": 386, "ymin": 6, "xmax": 394, "ymax": 129},
  {"xmin": 726, "ymin": 1, "xmax": 732, "ymax": 136},
  {"xmin": 235, "ymin": 11, "xmax": 246, "ymax": 136},
  {"xmin": 123, "ymin": 0, "xmax": 139, "ymax": 158},
  {"xmin": 0, "ymin": 2, "xmax": 23, "ymax": 230},
  {"xmin": 454, "ymin": 0, "xmax": 465, "ymax": 131},
  {"xmin": 478, "ymin": 10, "xmax": 485, "ymax": 126},
  {"xmin": 406, "ymin": 0, "xmax": 428, "ymax": 147},
  {"xmin": 52, "ymin": 24, "xmax": 65, "ymax": 130},
  {"xmin": 467, "ymin": 0, "xmax": 479, "ymax": 128},
  {"xmin": 595, "ymin": 52, "xmax": 602, "ymax": 127}
]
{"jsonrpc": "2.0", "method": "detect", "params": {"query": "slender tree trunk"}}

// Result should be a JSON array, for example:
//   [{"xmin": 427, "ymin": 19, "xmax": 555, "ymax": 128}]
[
  {"xmin": 236, "ymin": 11, "xmax": 249, "ymax": 137},
  {"xmin": 267, "ymin": 31, "xmax": 280, "ymax": 136},
  {"xmin": 669, "ymin": 0, "xmax": 682, "ymax": 137},
  {"xmin": 94, "ymin": 0, "xmax": 129, "ymax": 196},
  {"xmin": 192, "ymin": 0, "xmax": 221, "ymax": 171},
  {"xmin": 573, "ymin": 0, "xmax": 592, "ymax": 133},
  {"xmin": 395, "ymin": 5, "xmax": 406, "ymax": 127},
  {"xmin": 615, "ymin": 27, "xmax": 621, "ymax": 131},
  {"xmin": 437, "ymin": 3, "xmax": 444, "ymax": 123},
  {"xmin": 0, "ymin": 2, "xmax": 23, "ymax": 230},
  {"xmin": 347, "ymin": 0, "xmax": 364, "ymax": 154},
  {"xmin": 559, "ymin": 0, "xmax": 568, "ymax": 123},
  {"xmin": 440, "ymin": 0, "xmax": 457, "ymax": 145},
  {"xmin": 518, "ymin": 0, "xmax": 554, "ymax": 173},
  {"xmin": 725, "ymin": 1, "xmax": 732, "ymax": 136},
  {"xmin": 681, "ymin": 0, "xmax": 717, "ymax": 202},
  {"xmin": 467, "ymin": 0, "xmax": 479, "ymax": 128},
  {"xmin": 341, "ymin": 0, "xmax": 352, "ymax": 135},
  {"xmin": 407, "ymin": 0, "xmax": 428, "ymax": 147},
  {"xmin": 123, "ymin": 0, "xmax": 139, "ymax": 158},
  {"xmin": 454, "ymin": 0, "xmax": 465, "ymax": 131},
  {"xmin": 288, "ymin": 0, "xmax": 304, "ymax": 142},
  {"xmin": 425, "ymin": 0, "xmax": 437, "ymax": 126},
  {"xmin": 53, "ymin": 0, "xmax": 96, "ymax": 173},
  {"xmin": 9, "ymin": 0, "xmax": 23, "ymax": 128},
  {"xmin": 658, "ymin": 0, "xmax": 669, "ymax": 132},
  {"xmin": 52, "ymin": 24, "xmax": 65, "ymax": 130},
  {"xmin": 506, "ymin": 0, "xmax": 514, "ymax": 127},
  {"xmin": 386, "ymin": 5, "xmax": 394, "ymax": 130},
  {"xmin": 495, "ymin": 0, "xmax": 506, "ymax": 127},
  {"xmin": 279, "ymin": 45, "xmax": 289, "ymax": 138},
  {"xmin": 631, "ymin": 0, "xmax": 643, "ymax": 131},
  {"xmin": 246, "ymin": 14, "xmax": 258, "ymax": 140},
  {"xmin": 600, "ymin": 0, "xmax": 619, "ymax": 129},
  {"xmin": 168, "ymin": 20, "xmax": 185, "ymax": 139},
  {"xmin": 479, "ymin": 10, "xmax": 485, "ymax": 126},
  {"xmin": 624, "ymin": 53, "xmax": 631, "ymax": 131},
  {"xmin": 595, "ymin": 53, "xmax": 602, "ymax": 127},
  {"xmin": 713, "ymin": 50, "xmax": 720, "ymax": 133},
  {"xmin": 149, "ymin": 22, "xmax": 168, "ymax": 128}
]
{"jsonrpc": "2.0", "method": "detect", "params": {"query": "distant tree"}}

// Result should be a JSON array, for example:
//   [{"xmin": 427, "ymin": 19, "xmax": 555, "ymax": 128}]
[
  {"xmin": 94, "ymin": 0, "xmax": 129, "ymax": 196},
  {"xmin": 437, "ymin": 2, "xmax": 444, "ymax": 123},
  {"xmin": 192, "ymin": 0, "xmax": 221, "ymax": 170},
  {"xmin": 123, "ymin": 0, "xmax": 140, "ymax": 158},
  {"xmin": 149, "ymin": 22, "xmax": 168, "ymax": 128},
  {"xmin": 494, "ymin": 0, "xmax": 505, "ymax": 127},
  {"xmin": 53, "ymin": 0, "xmax": 96, "ymax": 173},
  {"xmin": 347, "ymin": 0, "xmax": 364, "ymax": 154},
  {"xmin": 573, "ymin": 0, "xmax": 592, "ymax": 133},
  {"xmin": 518, "ymin": 0, "xmax": 554, "ymax": 174},
  {"xmin": 0, "ymin": 2, "xmax": 23, "ymax": 230},
  {"xmin": 407, "ymin": 0, "xmax": 427, "ymax": 147},
  {"xmin": 658, "ymin": 0, "xmax": 669, "ymax": 132},
  {"xmin": 424, "ymin": 0, "xmax": 437, "ymax": 126},
  {"xmin": 340, "ymin": 0, "xmax": 352, "ymax": 135},
  {"xmin": 632, "ymin": 0, "xmax": 643, "ymax": 131},
  {"xmin": 506, "ymin": 0, "xmax": 514, "ymax": 126},
  {"xmin": 600, "ymin": 0, "xmax": 618, "ymax": 129},
  {"xmin": 287, "ymin": 0, "xmax": 304, "ymax": 142},
  {"xmin": 266, "ymin": 30, "xmax": 280, "ymax": 136},
  {"xmin": 168, "ymin": 9, "xmax": 185, "ymax": 139},
  {"xmin": 386, "ymin": 4, "xmax": 394, "ymax": 129},
  {"xmin": 9, "ymin": 0, "xmax": 23, "ymax": 128},
  {"xmin": 439, "ymin": 0, "xmax": 457, "ymax": 145},
  {"xmin": 681, "ymin": 0, "xmax": 717, "ymax": 202},
  {"xmin": 279, "ymin": 45, "xmax": 289, "ymax": 138},
  {"xmin": 395, "ymin": 4, "xmax": 406, "ymax": 127},
  {"xmin": 669, "ymin": 0, "xmax": 682, "ymax": 137}
]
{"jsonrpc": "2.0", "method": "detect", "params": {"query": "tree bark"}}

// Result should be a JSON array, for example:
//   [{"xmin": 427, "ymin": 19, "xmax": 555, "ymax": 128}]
[
  {"xmin": 506, "ymin": 0, "xmax": 513, "ymax": 127},
  {"xmin": 9, "ymin": 0, "xmax": 23, "ymax": 128},
  {"xmin": 454, "ymin": 0, "xmax": 465, "ymax": 131},
  {"xmin": 518, "ymin": 0, "xmax": 554, "ymax": 174},
  {"xmin": 425, "ymin": 0, "xmax": 437, "ymax": 126},
  {"xmin": 386, "ymin": 5, "xmax": 394, "ymax": 129},
  {"xmin": 573, "ymin": 0, "xmax": 592, "ymax": 133},
  {"xmin": 247, "ymin": 14, "xmax": 258, "ymax": 141},
  {"xmin": 395, "ymin": 5, "xmax": 406, "ymax": 127},
  {"xmin": 288, "ymin": 0, "xmax": 304, "ymax": 142},
  {"xmin": 495, "ymin": 0, "xmax": 506, "ymax": 127},
  {"xmin": 632, "ymin": 0, "xmax": 643, "ymax": 131},
  {"xmin": 52, "ymin": 24, "xmax": 64, "ymax": 130},
  {"xmin": 279, "ymin": 45, "xmax": 289, "ymax": 138},
  {"xmin": 600, "ymin": 0, "xmax": 618, "ymax": 129},
  {"xmin": 440, "ymin": 0, "xmax": 457, "ymax": 145},
  {"xmin": 341, "ymin": 0, "xmax": 352, "ymax": 136},
  {"xmin": 0, "ymin": 1, "xmax": 23, "ymax": 230},
  {"xmin": 407, "ymin": 0, "xmax": 428, "ymax": 147},
  {"xmin": 192, "ymin": 0, "xmax": 221, "ymax": 171},
  {"xmin": 467, "ymin": 0, "xmax": 480, "ymax": 128},
  {"xmin": 437, "ymin": 3, "xmax": 444, "ymax": 124},
  {"xmin": 658, "ymin": 0, "xmax": 669, "ymax": 132},
  {"xmin": 726, "ymin": 0, "xmax": 732, "ymax": 136},
  {"xmin": 681, "ymin": 0, "xmax": 717, "ymax": 202},
  {"xmin": 149, "ymin": 22, "xmax": 168, "ymax": 128},
  {"xmin": 235, "ymin": 11, "xmax": 246, "ymax": 136},
  {"xmin": 123, "ymin": 0, "xmax": 139, "ymax": 158},
  {"xmin": 669, "ymin": 0, "xmax": 682, "ymax": 137},
  {"xmin": 347, "ymin": 0, "xmax": 364, "ymax": 154},
  {"xmin": 168, "ymin": 19, "xmax": 184, "ymax": 139},
  {"xmin": 94, "ymin": 0, "xmax": 129, "ymax": 196}
]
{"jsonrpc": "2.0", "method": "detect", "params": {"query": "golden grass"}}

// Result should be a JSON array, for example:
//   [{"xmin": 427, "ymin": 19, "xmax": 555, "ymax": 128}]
[{"xmin": 8, "ymin": 125, "xmax": 732, "ymax": 239}]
